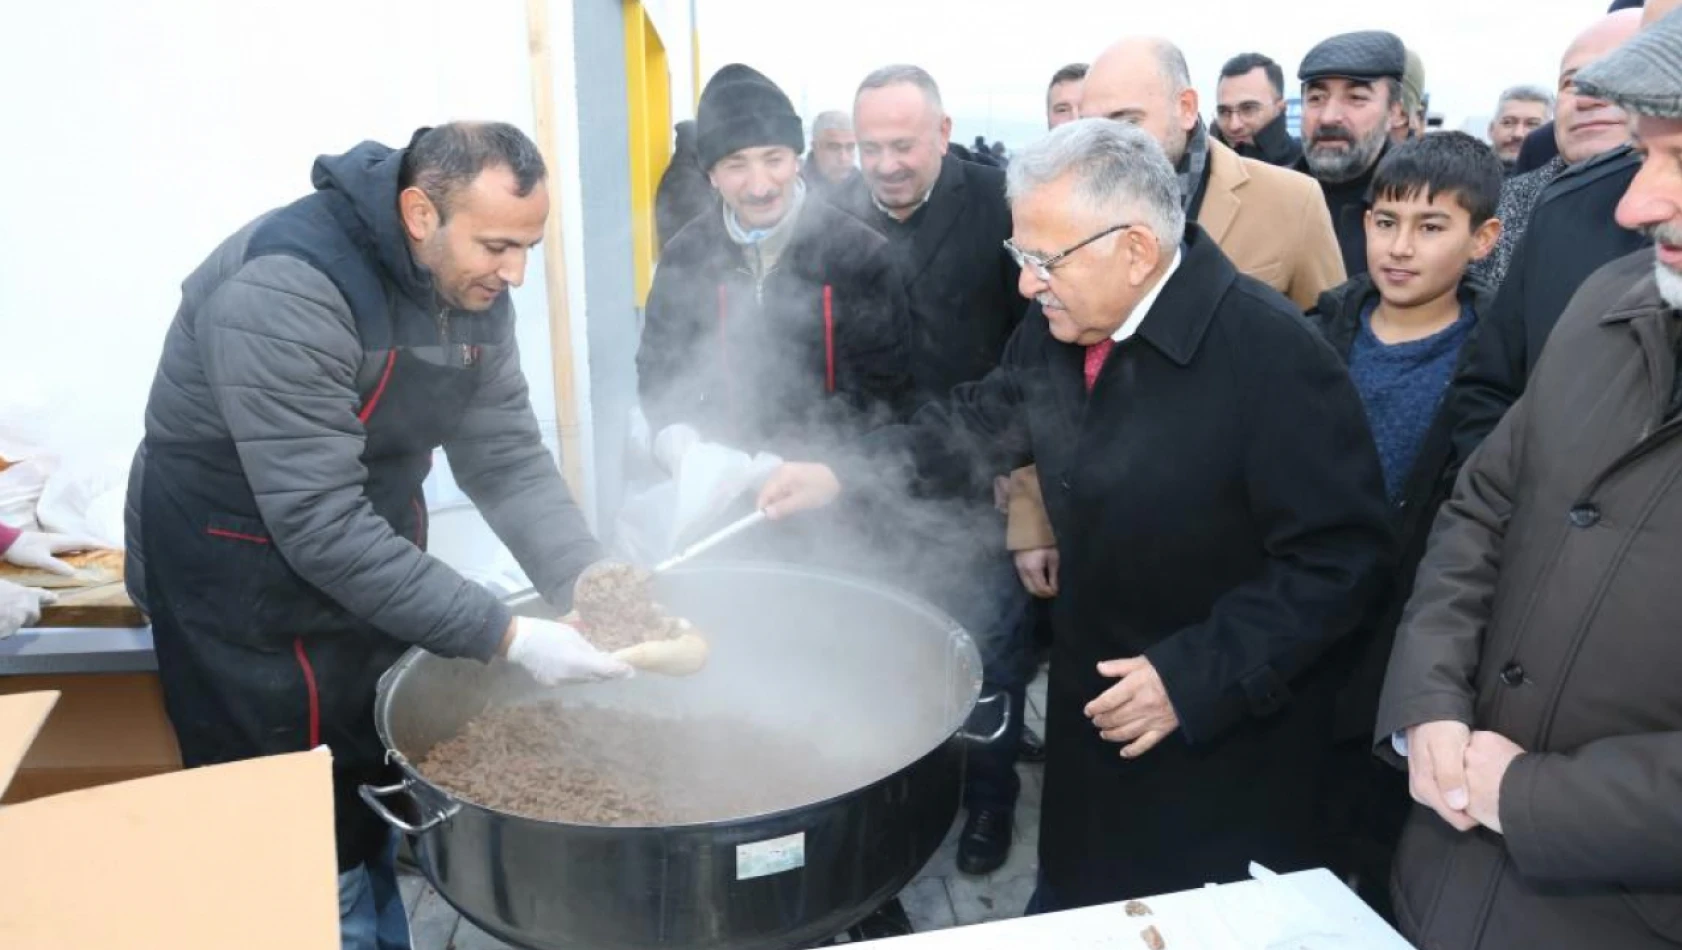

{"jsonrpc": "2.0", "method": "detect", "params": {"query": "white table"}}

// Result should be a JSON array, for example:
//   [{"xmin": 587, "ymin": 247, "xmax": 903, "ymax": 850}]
[{"xmin": 869, "ymin": 868, "xmax": 1413, "ymax": 949}]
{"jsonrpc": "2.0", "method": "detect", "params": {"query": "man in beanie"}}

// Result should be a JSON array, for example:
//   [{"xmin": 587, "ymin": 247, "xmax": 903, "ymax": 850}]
[
  {"xmin": 1373, "ymin": 9, "xmax": 1682, "ymax": 948},
  {"xmin": 1296, "ymin": 29, "xmax": 1408, "ymax": 276},
  {"xmin": 636, "ymin": 64, "xmax": 914, "ymax": 550}
]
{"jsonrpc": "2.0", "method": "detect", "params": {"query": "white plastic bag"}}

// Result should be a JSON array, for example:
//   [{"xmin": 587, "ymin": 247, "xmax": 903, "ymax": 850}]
[
  {"xmin": 0, "ymin": 457, "xmax": 51, "ymax": 532},
  {"xmin": 35, "ymin": 463, "xmax": 127, "ymax": 547},
  {"xmin": 611, "ymin": 417, "xmax": 780, "ymax": 566}
]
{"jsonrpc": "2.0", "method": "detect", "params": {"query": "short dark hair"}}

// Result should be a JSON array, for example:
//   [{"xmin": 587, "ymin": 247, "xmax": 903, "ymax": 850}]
[
  {"xmin": 400, "ymin": 122, "xmax": 547, "ymax": 221},
  {"xmin": 1219, "ymin": 53, "xmax": 1285, "ymax": 99},
  {"xmin": 1368, "ymin": 130, "xmax": 1504, "ymax": 226},
  {"xmin": 1048, "ymin": 62, "xmax": 1089, "ymax": 92}
]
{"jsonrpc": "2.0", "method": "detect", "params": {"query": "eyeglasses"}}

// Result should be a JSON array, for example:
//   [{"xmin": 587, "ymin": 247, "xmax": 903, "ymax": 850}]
[
  {"xmin": 1215, "ymin": 101, "xmax": 1269, "ymax": 121},
  {"xmin": 1004, "ymin": 223, "xmax": 1132, "ymax": 281}
]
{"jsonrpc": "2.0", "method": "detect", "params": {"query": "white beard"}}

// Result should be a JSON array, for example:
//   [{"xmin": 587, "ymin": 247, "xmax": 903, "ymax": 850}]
[{"xmin": 1655, "ymin": 259, "xmax": 1682, "ymax": 310}]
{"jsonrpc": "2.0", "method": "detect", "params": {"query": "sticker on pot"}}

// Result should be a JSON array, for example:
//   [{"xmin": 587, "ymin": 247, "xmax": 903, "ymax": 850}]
[{"xmin": 736, "ymin": 832, "xmax": 806, "ymax": 880}]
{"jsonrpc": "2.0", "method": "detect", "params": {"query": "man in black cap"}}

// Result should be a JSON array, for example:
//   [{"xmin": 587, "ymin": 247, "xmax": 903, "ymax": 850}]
[
  {"xmin": 637, "ymin": 64, "xmax": 914, "ymax": 511},
  {"xmin": 1296, "ymin": 29, "xmax": 1408, "ymax": 277}
]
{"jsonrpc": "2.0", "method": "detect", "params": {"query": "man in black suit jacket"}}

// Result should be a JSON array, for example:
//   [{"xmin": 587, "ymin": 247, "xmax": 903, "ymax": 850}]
[{"xmin": 839, "ymin": 63, "xmax": 1035, "ymax": 877}]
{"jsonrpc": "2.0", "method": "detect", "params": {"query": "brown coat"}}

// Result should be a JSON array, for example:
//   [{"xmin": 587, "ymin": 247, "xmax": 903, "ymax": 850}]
[
  {"xmin": 1375, "ymin": 249, "xmax": 1682, "ymax": 950},
  {"xmin": 1005, "ymin": 139, "xmax": 1346, "ymax": 551}
]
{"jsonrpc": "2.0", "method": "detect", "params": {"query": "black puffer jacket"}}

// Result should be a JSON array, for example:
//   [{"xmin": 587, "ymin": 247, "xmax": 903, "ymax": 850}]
[
  {"xmin": 637, "ymin": 198, "xmax": 914, "ymax": 458},
  {"xmin": 1446, "ymin": 145, "xmax": 1649, "ymax": 468}
]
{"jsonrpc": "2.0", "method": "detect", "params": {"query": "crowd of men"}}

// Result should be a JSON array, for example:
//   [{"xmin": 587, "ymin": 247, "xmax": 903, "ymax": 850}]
[
  {"xmin": 661, "ymin": 3, "xmax": 1682, "ymax": 947},
  {"xmin": 81, "ymin": 1, "xmax": 1682, "ymax": 947}
]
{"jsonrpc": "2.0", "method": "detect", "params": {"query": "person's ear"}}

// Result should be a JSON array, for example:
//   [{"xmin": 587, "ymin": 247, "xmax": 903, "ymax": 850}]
[
  {"xmin": 1469, "ymin": 216, "xmax": 1503, "ymax": 262},
  {"xmin": 1180, "ymin": 88, "xmax": 1200, "ymax": 132},
  {"xmin": 1126, "ymin": 227, "xmax": 1162, "ymax": 285},
  {"xmin": 399, "ymin": 187, "xmax": 440, "ymax": 242}
]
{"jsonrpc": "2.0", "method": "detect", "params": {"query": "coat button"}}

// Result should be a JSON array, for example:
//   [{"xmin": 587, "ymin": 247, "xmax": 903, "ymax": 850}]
[
  {"xmin": 1568, "ymin": 504, "xmax": 1601, "ymax": 528},
  {"xmin": 1500, "ymin": 662, "xmax": 1526, "ymax": 687}
]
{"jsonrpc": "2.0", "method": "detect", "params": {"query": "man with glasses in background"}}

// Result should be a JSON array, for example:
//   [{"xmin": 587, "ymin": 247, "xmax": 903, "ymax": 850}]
[{"xmin": 1213, "ymin": 52, "xmax": 1301, "ymax": 167}]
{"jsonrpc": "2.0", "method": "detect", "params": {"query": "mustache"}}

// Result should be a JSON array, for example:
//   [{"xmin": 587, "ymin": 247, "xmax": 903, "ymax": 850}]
[
  {"xmin": 1036, "ymin": 293, "xmax": 1062, "ymax": 310},
  {"xmin": 871, "ymin": 170, "xmax": 916, "ymax": 184},
  {"xmin": 739, "ymin": 190, "xmax": 782, "ymax": 207},
  {"xmin": 1645, "ymin": 222, "xmax": 1682, "ymax": 246},
  {"xmin": 1312, "ymin": 126, "xmax": 1355, "ymax": 144}
]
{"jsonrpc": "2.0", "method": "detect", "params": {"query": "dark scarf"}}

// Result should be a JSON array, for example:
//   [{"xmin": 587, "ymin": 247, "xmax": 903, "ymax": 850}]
[{"xmin": 1177, "ymin": 120, "xmax": 1211, "ymax": 219}]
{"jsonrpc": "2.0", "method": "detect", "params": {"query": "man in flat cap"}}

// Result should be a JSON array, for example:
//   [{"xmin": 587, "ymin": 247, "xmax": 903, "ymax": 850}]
[
  {"xmin": 1373, "ymin": 9, "xmax": 1682, "ymax": 948},
  {"xmin": 1296, "ymin": 29, "xmax": 1408, "ymax": 276}
]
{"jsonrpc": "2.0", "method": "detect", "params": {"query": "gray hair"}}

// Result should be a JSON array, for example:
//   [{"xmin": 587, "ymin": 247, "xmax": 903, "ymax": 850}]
[
  {"xmin": 811, "ymin": 110, "xmax": 852, "ymax": 137},
  {"xmin": 1153, "ymin": 39, "xmax": 1194, "ymax": 98},
  {"xmin": 856, "ymin": 64, "xmax": 945, "ymax": 114},
  {"xmin": 1006, "ymin": 119, "xmax": 1185, "ymax": 249},
  {"xmin": 1496, "ymin": 83, "xmax": 1555, "ymax": 117}
]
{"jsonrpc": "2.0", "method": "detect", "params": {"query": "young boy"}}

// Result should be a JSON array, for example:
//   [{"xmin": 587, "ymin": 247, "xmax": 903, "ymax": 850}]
[{"xmin": 1305, "ymin": 130, "xmax": 1504, "ymax": 921}]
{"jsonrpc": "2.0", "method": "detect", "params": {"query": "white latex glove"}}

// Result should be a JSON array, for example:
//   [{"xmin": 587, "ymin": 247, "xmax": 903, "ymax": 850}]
[
  {"xmin": 4, "ymin": 531, "xmax": 103, "ymax": 576},
  {"xmin": 652, "ymin": 424, "xmax": 702, "ymax": 476},
  {"xmin": 0, "ymin": 579, "xmax": 55, "ymax": 638},
  {"xmin": 505, "ymin": 616, "xmax": 635, "ymax": 685}
]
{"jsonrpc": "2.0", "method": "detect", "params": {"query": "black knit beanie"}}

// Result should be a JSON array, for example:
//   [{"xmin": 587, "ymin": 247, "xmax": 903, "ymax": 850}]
[{"xmin": 696, "ymin": 64, "xmax": 804, "ymax": 169}]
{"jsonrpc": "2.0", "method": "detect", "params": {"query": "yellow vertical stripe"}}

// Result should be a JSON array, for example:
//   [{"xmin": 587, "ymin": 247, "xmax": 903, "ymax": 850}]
[{"xmin": 623, "ymin": 1, "xmax": 672, "ymax": 306}]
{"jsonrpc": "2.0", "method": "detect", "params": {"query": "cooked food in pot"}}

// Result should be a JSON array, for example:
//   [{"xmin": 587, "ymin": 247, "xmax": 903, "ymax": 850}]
[{"xmin": 418, "ymin": 699, "xmax": 840, "ymax": 824}]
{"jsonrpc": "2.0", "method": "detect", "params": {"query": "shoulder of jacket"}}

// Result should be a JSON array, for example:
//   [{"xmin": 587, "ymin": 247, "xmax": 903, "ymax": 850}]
[
  {"xmin": 227, "ymin": 254, "xmax": 348, "ymax": 312},
  {"xmin": 1537, "ymin": 147, "xmax": 1638, "ymax": 206},
  {"xmin": 1219, "ymin": 275, "xmax": 1331, "ymax": 348}
]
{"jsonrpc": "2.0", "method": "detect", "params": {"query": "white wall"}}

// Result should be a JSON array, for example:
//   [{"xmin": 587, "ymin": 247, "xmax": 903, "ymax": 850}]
[
  {"xmin": 2, "ymin": 0, "xmax": 585, "ymax": 457},
  {"xmin": 1, "ymin": 0, "xmax": 635, "ymax": 576}
]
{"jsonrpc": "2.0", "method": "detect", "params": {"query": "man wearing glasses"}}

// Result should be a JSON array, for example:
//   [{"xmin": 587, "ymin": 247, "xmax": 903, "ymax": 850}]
[
  {"xmin": 1213, "ymin": 52, "xmax": 1302, "ymax": 168},
  {"xmin": 758, "ymin": 119, "xmax": 1395, "ymax": 913}
]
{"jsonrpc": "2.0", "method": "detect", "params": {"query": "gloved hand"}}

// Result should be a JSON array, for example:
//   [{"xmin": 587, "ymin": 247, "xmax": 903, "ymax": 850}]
[
  {"xmin": 3, "ymin": 531, "xmax": 103, "ymax": 577},
  {"xmin": 505, "ymin": 616, "xmax": 634, "ymax": 685},
  {"xmin": 0, "ymin": 579, "xmax": 55, "ymax": 639}
]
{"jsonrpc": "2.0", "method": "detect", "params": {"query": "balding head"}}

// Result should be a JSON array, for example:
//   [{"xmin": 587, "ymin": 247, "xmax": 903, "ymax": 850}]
[
  {"xmin": 1564, "ymin": 9, "xmax": 1642, "ymax": 70},
  {"xmin": 1080, "ymin": 37, "xmax": 1201, "ymax": 165},
  {"xmin": 1556, "ymin": 10, "xmax": 1641, "ymax": 163}
]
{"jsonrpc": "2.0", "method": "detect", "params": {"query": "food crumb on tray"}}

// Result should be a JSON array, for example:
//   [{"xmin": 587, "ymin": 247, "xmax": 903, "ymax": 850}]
[
  {"xmin": 1124, "ymin": 900, "xmax": 1152, "ymax": 918},
  {"xmin": 1141, "ymin": 924, "xmax": 1166, "ymax": 949}
]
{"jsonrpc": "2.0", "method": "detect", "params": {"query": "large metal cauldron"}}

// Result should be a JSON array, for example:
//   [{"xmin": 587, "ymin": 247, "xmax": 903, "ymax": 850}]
[{"xmin": 363, "ymin": 562, "xmax": 992, "ymax": 950}]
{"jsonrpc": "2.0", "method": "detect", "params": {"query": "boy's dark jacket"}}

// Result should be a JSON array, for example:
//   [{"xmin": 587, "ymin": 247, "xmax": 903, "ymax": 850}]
[{"xmin": 1306, "ymin": 273, "xmax": 1497, "ymax": 739}]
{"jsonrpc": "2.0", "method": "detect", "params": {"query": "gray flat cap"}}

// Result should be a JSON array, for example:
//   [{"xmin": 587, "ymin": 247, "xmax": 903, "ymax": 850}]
[
  {"xmin": 1298, "ymin": 31, "xmax": 1407, "ymax": 84},
  {"xmin": 1577, "ymin": 7, "xmax": 1682, "ymax": 119}
]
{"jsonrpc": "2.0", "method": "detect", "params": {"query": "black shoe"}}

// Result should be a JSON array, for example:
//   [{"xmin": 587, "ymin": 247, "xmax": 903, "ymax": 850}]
[
  {"xmin": 1018, "ymin": 726, "xmax": 1046, "ymax": 764},
  {"xmin": 957, "ymin": 807, "xmax": 1013, "ymax": 876},
  {"xmin": 848, "ymin": 897, "xmax": 914, "ymax": 941}
]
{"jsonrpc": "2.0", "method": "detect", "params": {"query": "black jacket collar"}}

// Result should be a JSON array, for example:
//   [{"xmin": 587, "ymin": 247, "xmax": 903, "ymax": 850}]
[
  {"xmin": 1311, "ymin": 273, "xmax": 1495, "ymax": 359},
  {"xmin": 1134, "ymin": 223, "xmax": 1237, "ymax": 367}
]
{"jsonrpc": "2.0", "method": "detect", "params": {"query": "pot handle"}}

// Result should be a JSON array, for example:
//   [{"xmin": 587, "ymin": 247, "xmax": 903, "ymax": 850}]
[
  {"xmin": 359, "ymin": 779, "xmax": 456, "ymax": 836},
  {"xmin": 955, "ymin": 690, "xmax": 1012, "ymax": 745}
]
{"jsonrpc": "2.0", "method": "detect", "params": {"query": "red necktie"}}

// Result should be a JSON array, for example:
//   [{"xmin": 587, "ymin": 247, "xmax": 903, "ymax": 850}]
[{"xmin": 1084, "ymin": 339, "xmax": 1114, "ymax": 393}]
